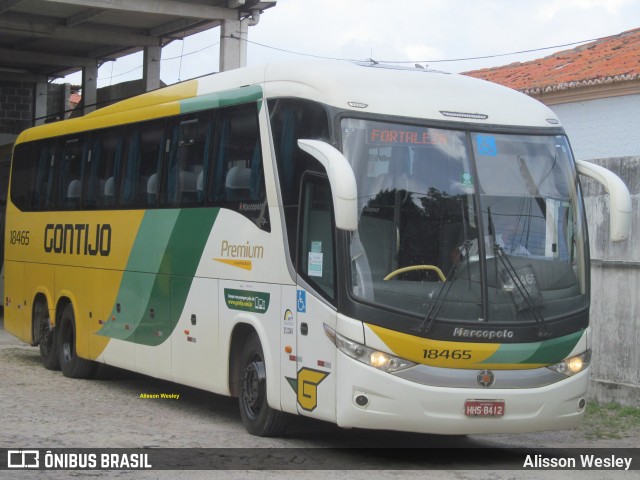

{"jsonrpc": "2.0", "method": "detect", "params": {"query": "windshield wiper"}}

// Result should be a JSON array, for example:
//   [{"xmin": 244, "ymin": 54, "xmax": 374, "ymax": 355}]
[
  {"xmin": 488, "ymin": 208, "xmax": 551, "ymax": 338},
  {"xmin": 417, "ymin": 246, "xmax": 465, "ymax": 334},
  {"xmin": 493, "ymin": 245, "xmax": 551, "ymax": 338},
  {"xmin": 418, "ymin": 200, "xmax": 471, "ymax": 334}
]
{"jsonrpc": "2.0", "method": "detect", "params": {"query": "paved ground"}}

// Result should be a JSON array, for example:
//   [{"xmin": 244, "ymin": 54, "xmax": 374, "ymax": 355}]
[{"xmin": 1, "ymin": 318, "xmax": 637, "ymax": 479}]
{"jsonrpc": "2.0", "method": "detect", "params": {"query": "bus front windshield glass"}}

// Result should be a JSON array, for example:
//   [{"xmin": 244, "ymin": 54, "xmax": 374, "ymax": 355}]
[{"xmin": 341, "ymin": 118, "xmax": 587, "ymax": 326}]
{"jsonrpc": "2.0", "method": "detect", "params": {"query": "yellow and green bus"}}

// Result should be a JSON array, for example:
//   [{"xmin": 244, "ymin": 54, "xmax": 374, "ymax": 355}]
[{"xmin": 5, "ymin": 62, "xmax": 631, "ymax": 436}]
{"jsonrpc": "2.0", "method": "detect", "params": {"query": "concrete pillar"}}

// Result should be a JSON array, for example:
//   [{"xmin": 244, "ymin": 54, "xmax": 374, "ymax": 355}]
[
  {"xmin": 63, "ymin": 83, "xmax": 71, "ymax": 119},
  {"xmin": 143, "ymin": 45, "xmax": 161, "ymax": 91},
  {"xmin": 34, "ymin": 82, "xmax": 48, "ymax": 126},
  {"xmin": 219, "ymin": 19, "xmax": 242, "ymax": 72},
  {"xmin": 82, "ymin": 63, "xmax": 98, "ymax": 115},
  {"xmin": 239, "ymin": 18, "xmax": 249, "ymax": 68}
]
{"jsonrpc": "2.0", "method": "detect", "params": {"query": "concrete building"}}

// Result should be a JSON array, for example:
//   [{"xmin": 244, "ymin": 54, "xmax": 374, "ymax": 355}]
[
  {"xmin": 465, "ymin": 29, "xmax": 640, "ymax": 406},
  {"xmin": 0, "ymin": 0, "xmax": 277, "ymax": 149},
  {"xmin": 464, "ymin": 27, "xmax": 640, "ymax": 162}
]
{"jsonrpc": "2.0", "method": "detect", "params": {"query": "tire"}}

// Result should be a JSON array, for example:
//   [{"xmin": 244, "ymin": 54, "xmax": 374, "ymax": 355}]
[
  {"xmin": 35, "ymin": 299, "xmax": 60, "ymax": 371},
  {"xmin": 57, "ymin": 303, "xmax": 96, "ymax": 379},
  {"xmin": 238, "ymin": 333, "xmax": 289, "ymax": 437}
]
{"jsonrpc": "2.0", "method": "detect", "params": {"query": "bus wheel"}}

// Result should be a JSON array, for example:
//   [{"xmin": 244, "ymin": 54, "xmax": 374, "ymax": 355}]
[
  {"xmin": 238, "ymin": 333, "xmax": 289, "ymax": 437},
  {"xmin": 35, "ymin": 299, "xmax": 59, "ymax": 371},
  {"xmin": 57, "ymin": 303, "xmax": 95, "ymax": 379}
]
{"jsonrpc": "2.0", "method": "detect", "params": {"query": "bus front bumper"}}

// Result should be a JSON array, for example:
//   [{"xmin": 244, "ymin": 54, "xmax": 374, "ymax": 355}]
[{"xmin": 335, "ymin": 353, "xmax": 589, "ymax": 435}]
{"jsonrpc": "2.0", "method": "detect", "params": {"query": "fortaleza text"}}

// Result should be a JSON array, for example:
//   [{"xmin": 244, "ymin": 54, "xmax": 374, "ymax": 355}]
[
  {"xmin": 524, "ymin": 454, "xmax": 632, "ymax": 470},
  {"xmin": 139, "ymin": 393, "xmax": 180, "ymax": 400}
]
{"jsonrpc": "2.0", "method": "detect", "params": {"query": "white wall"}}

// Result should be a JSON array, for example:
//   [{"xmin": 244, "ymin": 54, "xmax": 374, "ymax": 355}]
[
  {"xmin": 551, "ymin": 94, "xmax": 640, "ymax": 161},
  {"xmin": 552, "ymin": 91, "xmax": 640, "ymax": 406},
  {"xmin": 581, "ymin": 157, "xmax": 640, "ymax": 407}
]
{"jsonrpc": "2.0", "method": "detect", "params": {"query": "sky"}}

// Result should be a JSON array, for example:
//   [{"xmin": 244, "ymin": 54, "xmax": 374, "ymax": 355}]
[{"xmin": 61, "ymin": 0, "xmax": 640, "ymax": 88}]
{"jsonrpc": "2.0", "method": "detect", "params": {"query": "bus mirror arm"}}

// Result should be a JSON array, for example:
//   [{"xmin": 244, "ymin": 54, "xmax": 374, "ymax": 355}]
[
  {"xmin": 576, "ymin": 160, "xmax": 632, "ymax": 242},
  {"xmin": 297, "ymin": 139, "xmax": 358, "ymax": 231}
]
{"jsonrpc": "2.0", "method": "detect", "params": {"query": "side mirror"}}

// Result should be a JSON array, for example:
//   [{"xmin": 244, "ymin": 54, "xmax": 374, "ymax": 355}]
[
  {"xmin": 576, "ymin": 160, "xmax": 631, "ymax": 242},
  {"xmin": 297, "ymin": 139, "xmax": 358, "ymax": 231}
]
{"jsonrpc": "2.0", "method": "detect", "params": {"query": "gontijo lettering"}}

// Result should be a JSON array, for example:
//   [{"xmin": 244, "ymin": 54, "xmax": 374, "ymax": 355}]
[{"xmin": 44, "ymin": 223, "xmax": 111, "ymax": 256}]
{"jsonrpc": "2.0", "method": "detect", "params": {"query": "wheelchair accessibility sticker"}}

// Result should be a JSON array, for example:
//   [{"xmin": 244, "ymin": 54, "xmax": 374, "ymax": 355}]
[
  {"xmin": 297, "ymin": 290, "xmax": 306, "ymax": 313},
  {"xmin": 476, "ymin": 134, "xmax": 497, "ymax": 156}
]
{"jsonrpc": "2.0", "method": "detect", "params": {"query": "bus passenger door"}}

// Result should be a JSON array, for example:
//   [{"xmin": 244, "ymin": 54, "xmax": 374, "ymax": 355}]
[{"xmin": 292, "ymin": 173, "xmax": 337, "ymax": 423}]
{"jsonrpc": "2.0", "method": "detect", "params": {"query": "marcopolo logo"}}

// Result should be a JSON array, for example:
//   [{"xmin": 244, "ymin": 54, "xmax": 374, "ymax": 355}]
[
  {"xmin": 477, "ymin": 369, "xmax": 496, "ymax": 388},
  {"xmin": 213, "ymin": 240, "xmax": 264, "ymax": 271},
  {"xmin": 452, "ymin": 327, "xmax": 515, "ymax": 340}
]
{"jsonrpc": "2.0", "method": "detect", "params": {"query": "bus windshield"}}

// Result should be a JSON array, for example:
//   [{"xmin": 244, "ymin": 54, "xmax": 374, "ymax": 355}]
[{"xmin": 341, "ymin": 118, "xmax": 587, "ymax": 326}]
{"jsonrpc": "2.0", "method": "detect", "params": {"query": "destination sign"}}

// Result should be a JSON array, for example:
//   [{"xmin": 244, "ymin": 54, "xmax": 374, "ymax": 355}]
[{"xmin": 367, "ymin": 126, "xmax": 447, "ymax": 146}]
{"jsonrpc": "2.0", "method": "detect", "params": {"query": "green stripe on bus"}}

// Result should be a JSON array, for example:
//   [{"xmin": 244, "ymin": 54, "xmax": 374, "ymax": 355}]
[
  {"xmin": 179, "ymin": 85, "xmax": 263, "ymax": 114},
  {"xmin": 97, "ymin": 210, "xmax": 178, "ymax": 341},
  {"xmin": 98, "ymin": 208, "xmax": 219, "ymax": 345},
  {"xmin": 128, "ymin": 209, "xmax": 180, "ymax": 272},
  {"xmin": 521, "ymin": 330, "xmax": 584, "ymax": 365},
  {"xmin": 481, "ymin": 330, "xmax": 583, "ymax": 366}
]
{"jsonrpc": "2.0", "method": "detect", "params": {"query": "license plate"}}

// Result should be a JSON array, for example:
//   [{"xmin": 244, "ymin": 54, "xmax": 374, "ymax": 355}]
[{"xmin": 465, "ymin": 400, "xmax": 505, "ymax": 417}]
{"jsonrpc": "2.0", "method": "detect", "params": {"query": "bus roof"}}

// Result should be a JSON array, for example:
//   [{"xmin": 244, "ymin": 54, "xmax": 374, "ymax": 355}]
[
  {"xmin": 18, "ymin": 61, "xmax": 560, "ymax": 143},
  {"xmin": 197, "ymin": 61, "xmax": 561, "ymax": 129}
]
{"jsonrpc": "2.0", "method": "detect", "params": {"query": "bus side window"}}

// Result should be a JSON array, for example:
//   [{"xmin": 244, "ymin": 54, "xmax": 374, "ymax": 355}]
[
  {"xmin": 207, "ymin": 103, "xmax": 269, "ymax": 230},
  {"xmin": 84, "ymin": 128, "xmax": 123, "ymax": 209},
  {"xmin": 120, "ymin": 120, "xmax": 164, "ymax": 208},
  {"xmin": 161, "ymin": 113, "xmax": 212, "ymax": 208},
  {"xmin": 8, "ymin": 142, "xmax": 35, "ymax": 211},
  {"xmin": 32, "ymin": 140, "xmax": 58, "ymax": 210},
  {"xmin": 268, "ymin": 98, "xmax": 331, "ymax": 262},
  {"xmin": 298, "ymin": 174, "xmax": 336, "ymax": 301},
  {"xmin": 59, "ymin": 137, "xmax": 84, "ymax": 209}
]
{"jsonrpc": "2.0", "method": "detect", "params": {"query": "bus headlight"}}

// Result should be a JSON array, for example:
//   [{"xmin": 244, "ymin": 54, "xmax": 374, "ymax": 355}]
[
  {"xmin": 324, "ymin": 324, "xmax": 415, "ymax": 373},
  {"xmin": 546, "ymin": 350, "xmax": 591, "ymax": 376}
]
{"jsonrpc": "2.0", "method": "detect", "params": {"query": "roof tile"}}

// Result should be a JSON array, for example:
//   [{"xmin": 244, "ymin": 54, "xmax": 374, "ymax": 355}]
[{"xmin": 464, "ymin": 27, "xmax": 640, "ymax": 94}]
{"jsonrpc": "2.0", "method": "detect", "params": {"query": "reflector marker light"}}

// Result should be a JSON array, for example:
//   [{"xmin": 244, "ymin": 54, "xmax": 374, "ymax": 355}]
[{"xmin": 440, "ymin": 110, "xmax": 488, "ymax": 120}]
